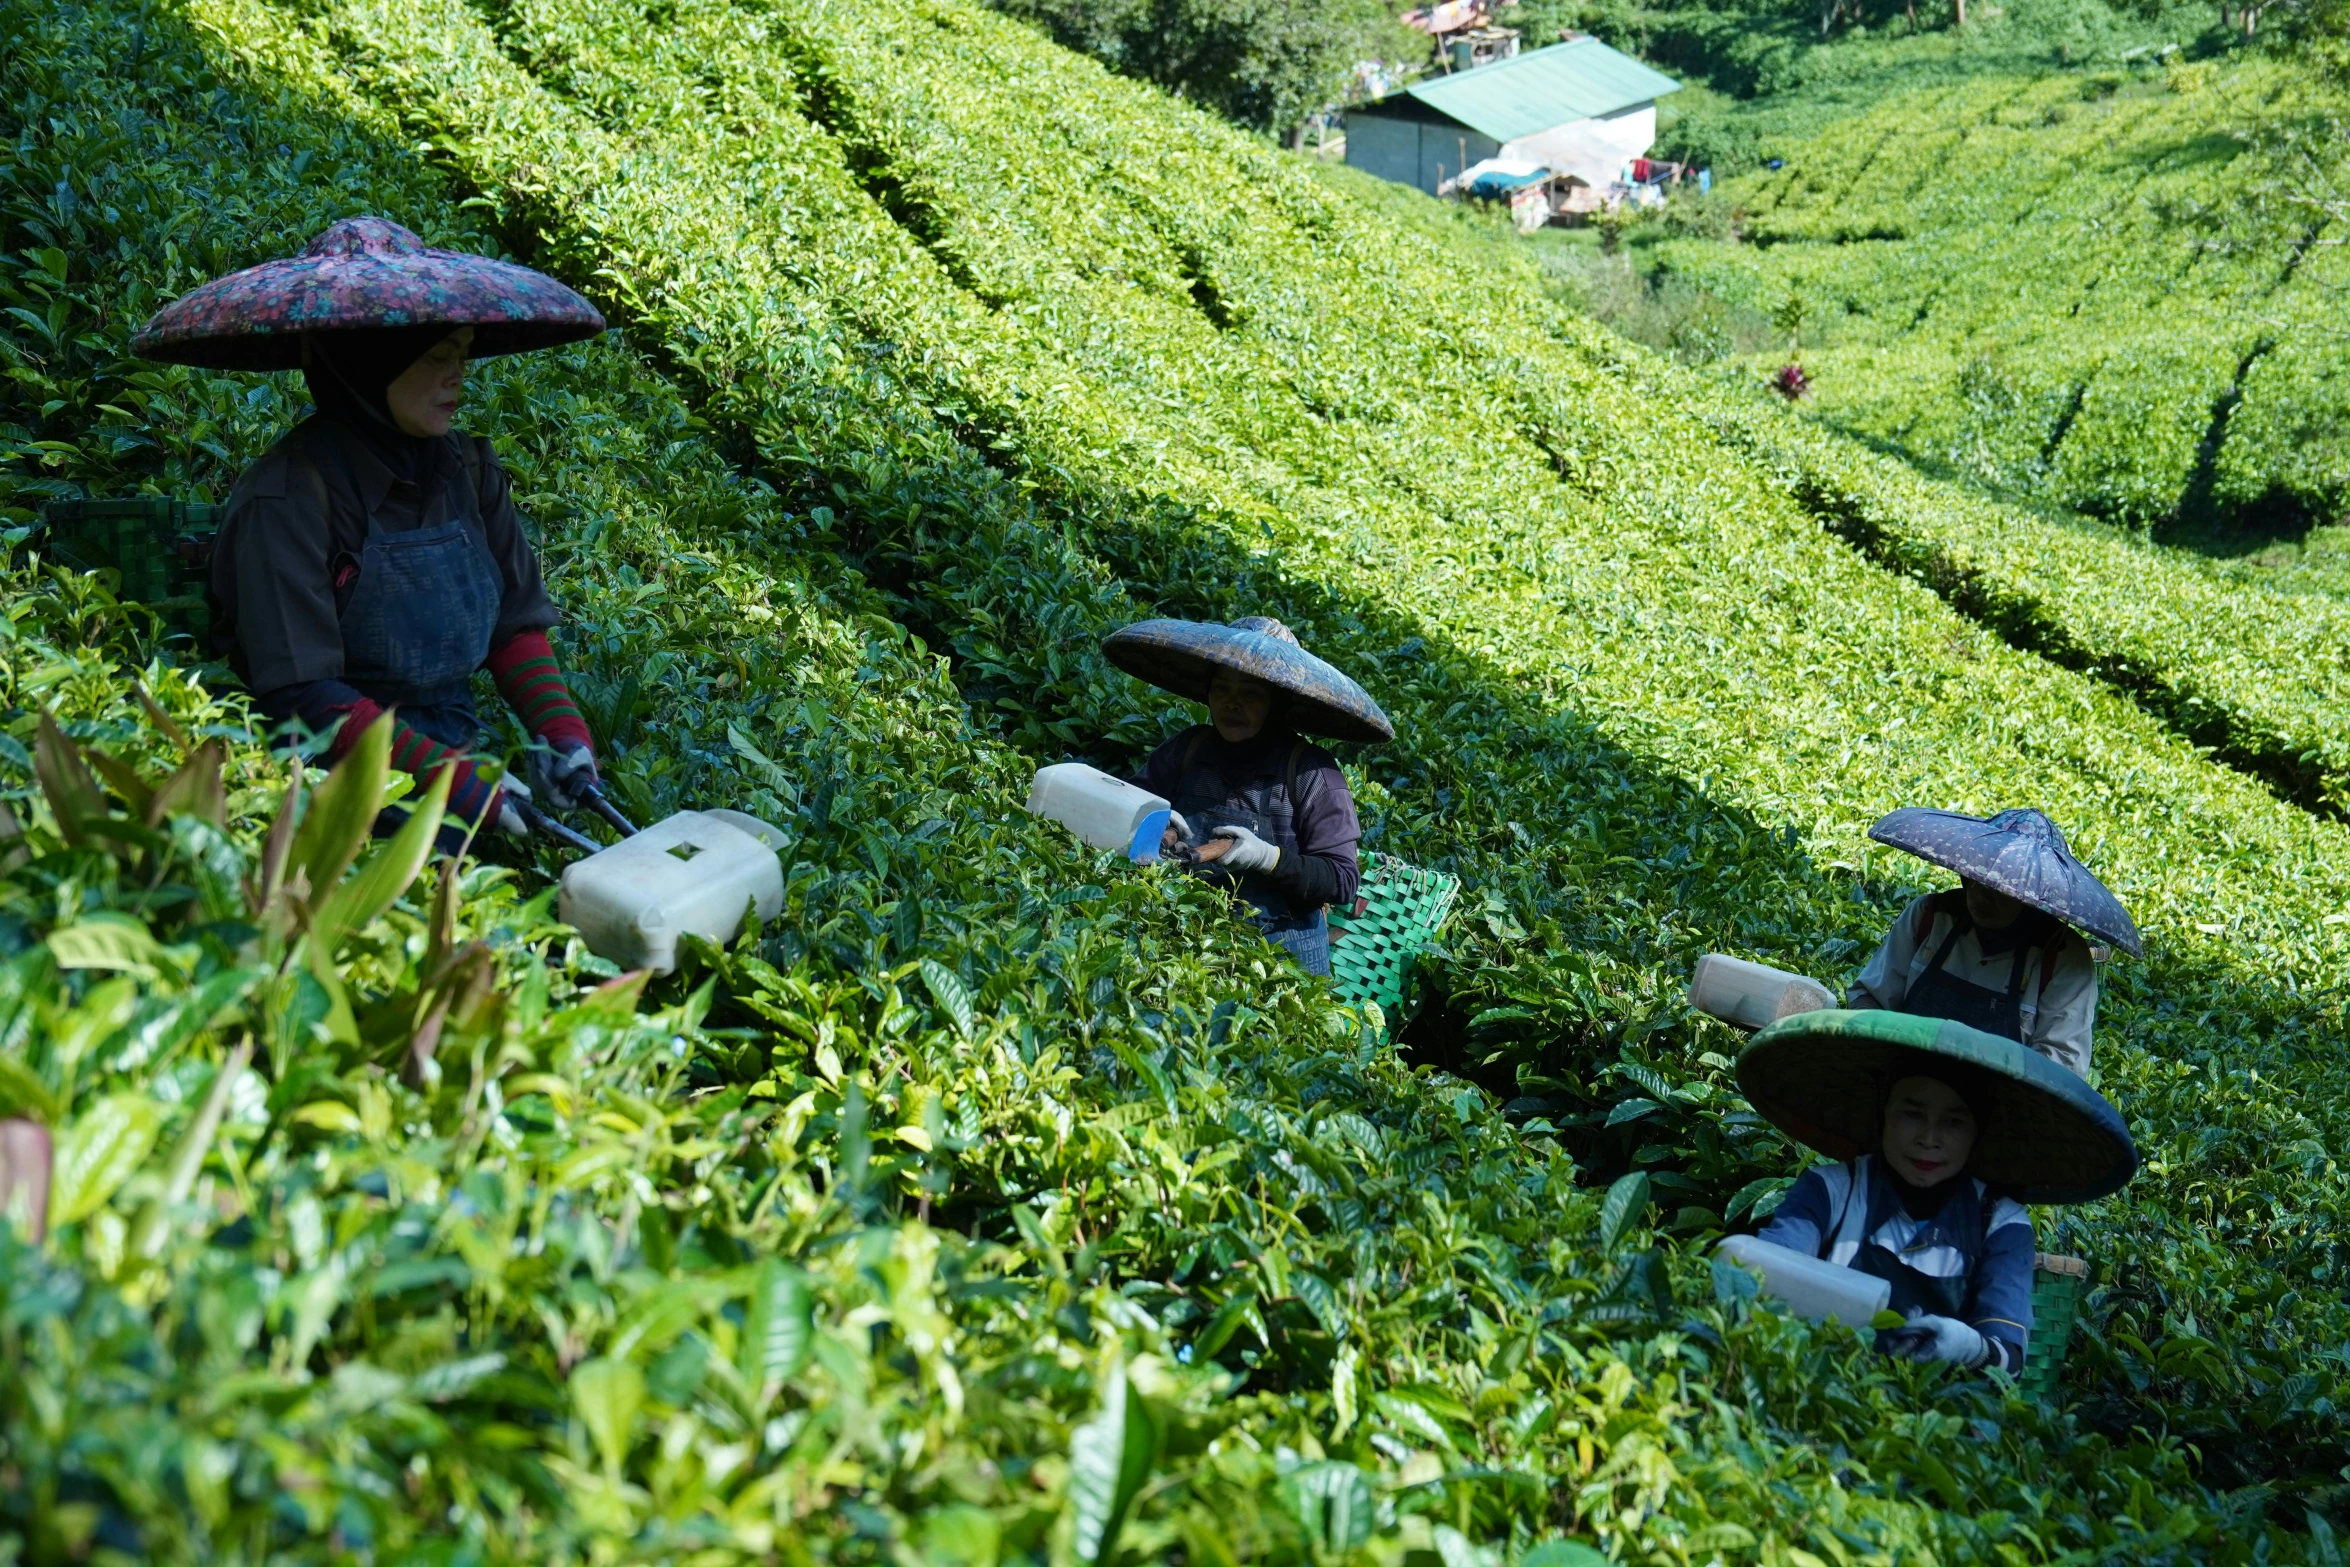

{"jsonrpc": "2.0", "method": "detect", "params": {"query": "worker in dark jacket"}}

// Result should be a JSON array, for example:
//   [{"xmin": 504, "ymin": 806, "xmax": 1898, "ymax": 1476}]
[
  {"xmin": 132, "ymin": 217, "xmax": 609, "ymax": 844},
  {"xmin": 1103, "ymin": 616, "xmax": 1393, "ymax": 976}
]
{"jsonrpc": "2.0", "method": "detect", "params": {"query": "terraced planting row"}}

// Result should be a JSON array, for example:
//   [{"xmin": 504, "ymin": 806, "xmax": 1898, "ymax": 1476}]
[
  {"xmin": 1648, "ymin": 62, "xmax": 2350, "ymax": 535},
  {"xmin": 241, "ymin": 0, "xmax": 2350, "ymax": 1504},
  {"xmin": 6, "ymin": 0, "xmax": 2350, "ymax": 1556},
  {"xmin": 1332, "ymin": 144, "xmax": 2350, "ymax": 824}
]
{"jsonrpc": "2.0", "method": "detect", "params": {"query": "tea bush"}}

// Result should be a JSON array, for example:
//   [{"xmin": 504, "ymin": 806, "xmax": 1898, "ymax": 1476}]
[
  {"xmin": 1646, "ymin": 61, "xmax": 2350, "ymax": 535},
  {"xmin": 8, "ymin": 0, "xmax": 2350, "ymax": 1559}
]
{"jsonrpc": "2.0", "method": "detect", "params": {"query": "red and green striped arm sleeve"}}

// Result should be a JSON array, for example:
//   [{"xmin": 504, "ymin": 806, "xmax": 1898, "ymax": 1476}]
[
  {"xmin": 384, "ymin": 716, "xmax": 500, "ymax": 826},
  {"xmin": 486, "ymin": 629, "xmax": 593, "ymax": 754}
]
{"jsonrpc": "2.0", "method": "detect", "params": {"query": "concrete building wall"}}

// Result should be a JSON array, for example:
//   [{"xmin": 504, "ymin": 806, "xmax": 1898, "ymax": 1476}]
[
  {"xmin": 1502, "ymin": 102, "xmax": 1657, "ymax": 188},
  {"xmin": 1420, "ymin": 125, "xmax": 1500, "ymax": 194},
  {"xmin": 1344, "ymin": 113, "xmax": 1424, "ymax": 190},
  {"xmin": 1346, "ymin": 113, "xmax": 1500, "ymax": 195}
]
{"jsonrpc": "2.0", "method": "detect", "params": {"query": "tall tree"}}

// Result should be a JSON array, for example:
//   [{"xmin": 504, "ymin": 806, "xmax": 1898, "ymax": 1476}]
[{"xmin": 991, "ymin": 0, "xmax": 1421, "ymax": 140}]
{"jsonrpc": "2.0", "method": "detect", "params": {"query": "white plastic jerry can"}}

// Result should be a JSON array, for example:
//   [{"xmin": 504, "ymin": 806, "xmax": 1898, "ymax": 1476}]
[
  {"xmin": 1025, "ymin": 763, "xmax": 1170, "ymax": 862},
  {"xmin": 558, "ymin": 809, "xmax": 788, "ymax": 975},
  {"xmin": 1687, "ymin": 953, "xmax": 1837, "ymax": 1032},
  {"xmin": 1716, "ymin": 1235, "xmax": 1892, "ymax": 1328}
]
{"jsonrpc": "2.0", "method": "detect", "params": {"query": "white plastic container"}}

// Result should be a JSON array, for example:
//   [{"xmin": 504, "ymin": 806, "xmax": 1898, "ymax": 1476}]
[
  {"xmin": 1688, "ymin": 953, "xmax": 1837, "ymax": 1032},
  {"xmin": 1716, "ymin": 1235, "xmax": 1891, "ymax": 1327},
  {"xmin": 1025, "ymin": 763, "xmax": 1170, "ymax": 862},
  {"xmin": 558, "ymin": 809, "xmax": 788, "ymax": 975}
]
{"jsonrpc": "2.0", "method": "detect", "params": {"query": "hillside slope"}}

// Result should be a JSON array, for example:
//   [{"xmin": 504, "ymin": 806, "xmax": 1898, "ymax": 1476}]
[
  {"xmin": 1649, "ymin": 60, "xmax": 2350, "ymax": 537},
  {"xmin": 235, "ymin": 0, "xmax": 2350, "ymax": 1499},
  {"xmin": 4, "ymin": 0, "xmax": 2350, "ymax": 1557}
]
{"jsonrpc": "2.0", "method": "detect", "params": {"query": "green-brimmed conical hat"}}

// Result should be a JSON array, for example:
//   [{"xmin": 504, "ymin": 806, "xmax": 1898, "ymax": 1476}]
[
  {"xmin": 1101, "ymin": 617, "xmax": 1393, "ymax": 744},
  {"xmin": 1737, "ymin": 1009, "xmax": 2137, "ymax": 1204}
]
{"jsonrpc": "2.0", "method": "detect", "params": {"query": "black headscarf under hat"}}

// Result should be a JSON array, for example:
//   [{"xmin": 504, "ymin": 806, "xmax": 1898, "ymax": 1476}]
[{"xmin": 302, "ymin": 323, "xmax": 463, "ymax": 489}]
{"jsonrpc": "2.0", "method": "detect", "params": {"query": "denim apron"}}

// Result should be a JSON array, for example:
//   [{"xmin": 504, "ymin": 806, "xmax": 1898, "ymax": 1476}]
[
  {"xmin": 327, "ymin": 427, "xmax": 502, "ymax": 751},
  {"xmin": 1822, "ymin": 1157, "xmax": 1978, "ymax": 1322},
  {"xmin": 1894, "ymin": 906, "xmax": 2046, "ymax": 1043},
  {"xmin": 1171, "ymin": 732, "xmax": 1332, "ymax": 977}
]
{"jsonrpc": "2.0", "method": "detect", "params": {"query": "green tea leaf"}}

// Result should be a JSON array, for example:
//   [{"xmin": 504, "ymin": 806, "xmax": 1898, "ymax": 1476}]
[
  {"xmin": 1064, "ymin": 1356, "xmax": 1158, "ymax": 1567},
  {"xmin": 48, "ymin": 1092, "xmax": 162, "ymax": 1228},
  {"xmin": 739, "ymin": 1260, "xmax": 814, "ymax": 1398},
  {"xmin": 310, "ymin": 758, "xmax": 450, "ymax": 949},
  {"xmin": 0, "ymin": 1056, "xmax": 60, "ymax": 1124},
  {"xmin": 920, "ymin": 957, "xmax": 974, "ymax": 1037},
  {"xmin": 569, "ymin": 1356, "xmax": 645, "ymax": 1478},
  {"xmin": 1520, "ymin": 1543, "xmax": 1611, "ymax": 1567},
  {"xmin": 290, "ymin": 712, "xmax": 391, "ymax": 900},
  {"xmin": 1599, "ymin": 1171, "xmax": 1651, "ymax": 1251},
  {"xmin": 1280, "ymin": 1460, "xmax": 1373, "ymax": 1554},
  {"xmin": 33, "ymin": 711, "xmax": 104, "ymax": 845},
  {"xmin": 48, "ymin": 914, "xmax": 164, "ymax": 975}
]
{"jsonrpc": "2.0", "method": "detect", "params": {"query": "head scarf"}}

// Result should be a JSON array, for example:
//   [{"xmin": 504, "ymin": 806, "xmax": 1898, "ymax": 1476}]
[{"xmin": 303, "ymin": 322, "xmax": 463, "ymax": 488}]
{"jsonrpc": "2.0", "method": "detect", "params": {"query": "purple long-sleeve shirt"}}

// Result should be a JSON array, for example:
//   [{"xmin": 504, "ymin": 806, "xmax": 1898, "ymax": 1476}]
[{"xmin": 1139, "ymin": 725, "xmax": 1362, "ymax": 910}]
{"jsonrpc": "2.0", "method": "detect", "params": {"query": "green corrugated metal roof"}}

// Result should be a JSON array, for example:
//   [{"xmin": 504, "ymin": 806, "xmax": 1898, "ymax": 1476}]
[{"xmin": 1397, "ymin": 38, "xmax": 1679, "ymax": 143}]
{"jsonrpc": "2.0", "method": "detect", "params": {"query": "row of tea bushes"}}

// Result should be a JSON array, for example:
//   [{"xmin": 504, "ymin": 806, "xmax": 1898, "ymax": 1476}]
[
  {"xmin": 14, "ymin": 0, "xmax": 2247, "ymax": 1560},
  {"xmin": 1648, "ymin": 62, "xmax": 2350, "ymax": 533},
  {"xmin": 223, "ymin": 0, "xmax": 2350, "ymax": 1530}
]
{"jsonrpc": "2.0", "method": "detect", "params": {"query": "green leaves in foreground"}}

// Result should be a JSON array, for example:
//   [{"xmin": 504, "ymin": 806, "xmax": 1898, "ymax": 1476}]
[{"xmin": 1065, "ymin": 1355, "xmax": 1161, "ymax": 1566}]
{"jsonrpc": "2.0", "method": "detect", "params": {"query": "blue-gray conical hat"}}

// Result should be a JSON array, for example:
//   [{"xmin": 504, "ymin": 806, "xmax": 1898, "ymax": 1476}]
[
  {"xmin": 1102, "ymin": 617, "xmax": 1394, "ymax": 744},
  {"xmin": 1737, "ymin": 1009, "xmax": 2138, "ymax": 1203},
  {"xmin": 1869, "ymin": 806, "xmax": 2142, "ymax": 958}
]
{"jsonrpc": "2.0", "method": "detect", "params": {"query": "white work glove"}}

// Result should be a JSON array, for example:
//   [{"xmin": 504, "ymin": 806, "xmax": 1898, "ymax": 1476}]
[
  {"xmin": 491, "ymin": 773, "xmax": 533, "ymax": 839},
  {"xmin": 1209, "ymin": 824, "xmax": 1281, "ymax": 875},
  {"xmin": 1881, "ymin": 1310, "xmax": 1990, "ymax": 1367},
  {"xmin": 527, "ymin": 740, "xmax": 600, "ymax": 812}
]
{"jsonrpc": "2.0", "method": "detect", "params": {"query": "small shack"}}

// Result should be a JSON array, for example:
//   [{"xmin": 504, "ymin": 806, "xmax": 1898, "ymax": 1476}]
[{"xmin": 1344, "ymin": 36, "xmax": 1680, "ymax": 197}]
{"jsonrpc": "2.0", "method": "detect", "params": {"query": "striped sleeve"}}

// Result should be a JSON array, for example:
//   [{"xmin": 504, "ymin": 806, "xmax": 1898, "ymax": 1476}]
[
  {"xmin": 259, "ymin": 683, "xmax": 498, "ymax": 825},
  {"xmin": 486, "ymin": 629, "xmax": 592, "ymax": 753}
]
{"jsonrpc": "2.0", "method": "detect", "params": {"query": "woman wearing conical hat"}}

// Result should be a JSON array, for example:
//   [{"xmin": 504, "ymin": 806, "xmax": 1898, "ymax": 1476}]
[
  {"xmin": 1101, "ymin": 616, "xmax": 1393, "ymax": 978},
  {"xmin": 1739, "ymin": 1008, "xmax": 2137, "ymax": 1373},
  {"xmin": 131, "ymin": 218, "xmax": 609, "ymax": 846},
  {"xmin": 1844, "ymin": 808, "xmax": 2142, "ymax": 1079}
]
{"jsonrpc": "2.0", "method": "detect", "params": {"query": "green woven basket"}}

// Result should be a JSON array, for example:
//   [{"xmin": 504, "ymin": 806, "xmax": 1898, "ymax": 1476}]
[
  {"xmin": 2020, "ymin": 1252, "xmax": 2088, "ymax": 1402},
  {"xmin": 35, "ymin": 496, "xmax": 219, "ymax": 632},
  {"xmin": 1328, "ymin": 850, "xmax": 1460, "ymax": 1020}
]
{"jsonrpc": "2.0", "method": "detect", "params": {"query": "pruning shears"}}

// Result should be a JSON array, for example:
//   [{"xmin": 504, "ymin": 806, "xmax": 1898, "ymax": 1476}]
[{"xmin": 512, "ymin": 783, "xmax": 641, "ymax": 857}]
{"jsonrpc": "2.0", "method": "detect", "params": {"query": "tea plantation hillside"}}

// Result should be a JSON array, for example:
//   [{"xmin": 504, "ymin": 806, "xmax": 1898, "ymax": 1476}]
[
  {"xmin": 1643, "ymin": 56, "xmax": 2350, "ymax": 542},
  {"xmin": 7, "ymin": 0, "xmax": 2350, "ymax": 1559}
]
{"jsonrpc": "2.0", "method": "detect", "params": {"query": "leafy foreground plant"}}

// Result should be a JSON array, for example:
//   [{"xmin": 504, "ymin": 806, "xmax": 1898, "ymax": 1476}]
[{"xmin": 3, "ymin": 0, "xmax": 2345, "ymax": 1560}]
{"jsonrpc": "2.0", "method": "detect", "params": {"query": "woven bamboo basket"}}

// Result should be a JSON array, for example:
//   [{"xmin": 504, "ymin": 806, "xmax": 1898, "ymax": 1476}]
[
  {"xmin": 2021, "ymin": 1252, "xmax": 2089, "ymax": 1401},
  {"xmin": 37, "ymin": 496, "xmax": 219, "ymax": 631},
  {"xmin": 1328, "ymin": 851, "xmax": 1459, "ymax": 1022}
]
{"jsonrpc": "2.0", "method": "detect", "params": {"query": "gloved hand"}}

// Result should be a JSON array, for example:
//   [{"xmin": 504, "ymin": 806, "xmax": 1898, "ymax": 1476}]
[
  {"xmin": 491, "ymin": 773, "xmax": 534, "ymax": 839},
  {"xmin": 1161, "ymin": 811, "xmax": 1195, "ymax": 862},
  {"xmin": 1881, "ymin": 1310, "xmax": 1989, "ymax": 1367},
  {"xmin": 527, "ymin": 739, "xmax": 600, "ymax": 812},
  {"xmin": 1209, "ymin": 824, "xmax": 1281, "ymax": 875}
]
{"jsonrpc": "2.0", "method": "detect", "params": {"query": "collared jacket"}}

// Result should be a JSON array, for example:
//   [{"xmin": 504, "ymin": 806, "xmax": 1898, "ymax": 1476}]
[
  {"xmin": 1758, "ymin": 1153, "xmax": 2034, "ymax": 1371},
  {"xmin": 1846, "ymin": 891, "xmax": 2098, "ymax": 1077},
  {"xmin": 210, "ymin": 415, "xmax": 558, "ymax": 696},
  {"xmin": 1138, "ymin": 725, "xmax": 1361, "ymax": 923}
]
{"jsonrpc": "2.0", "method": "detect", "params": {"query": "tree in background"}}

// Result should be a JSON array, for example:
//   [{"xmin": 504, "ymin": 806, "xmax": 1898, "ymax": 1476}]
[{"xmin": 990, "ymin": 0, "xmax": 1422, "ymax": 142}]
